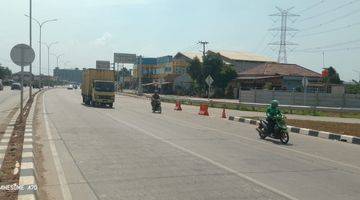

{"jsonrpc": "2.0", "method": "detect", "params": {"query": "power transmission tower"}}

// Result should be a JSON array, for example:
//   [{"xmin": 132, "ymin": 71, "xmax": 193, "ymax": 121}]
[
  {"xmin": 269, "ymin": 7, "xmax": 299, "ymax": 63},
  {"xmin": 198, "ymin": 41, "xmax": 209, "ymax": 57}
]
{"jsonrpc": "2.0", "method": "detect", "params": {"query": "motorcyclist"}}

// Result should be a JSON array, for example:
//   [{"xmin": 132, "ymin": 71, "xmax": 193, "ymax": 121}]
[
  {"xmin": 266, "ymin": 100, "xmax": 282, "ymax": 135},
  {"xmin": 151, "ymin": 90, "xmax": 160, "ymax": 108}
]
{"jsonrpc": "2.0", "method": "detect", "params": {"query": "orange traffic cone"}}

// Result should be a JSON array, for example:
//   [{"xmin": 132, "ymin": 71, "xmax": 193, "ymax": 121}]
[
  {"xmin": 199, "ymin": 104, "xmax": 209, "ymax": 116},
  {"xmin": 174, "ymin": 100, "xmax": 182, "ymax": 111},
  {"xmin": 221, "ymin": 108, "xmax": 227, "ymax": 118}
]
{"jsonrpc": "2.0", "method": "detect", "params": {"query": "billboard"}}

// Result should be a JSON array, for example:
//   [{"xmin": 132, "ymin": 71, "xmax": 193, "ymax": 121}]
[
  {"xmin": 114, "ymin": 53, "xmax": 137, "ymax": 64},
  {"xmin": 96, "ymin": 60, "xmax": 111, "ymax": 70}
]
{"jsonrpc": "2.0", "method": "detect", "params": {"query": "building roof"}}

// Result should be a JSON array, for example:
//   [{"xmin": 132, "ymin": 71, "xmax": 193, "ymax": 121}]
[
  {"xmin": 175, "ymin": 52, "xmax": 203, "ymax": 62},
  {"xmin": 175, "ymin": 51, "xmax": 274, "ymax": 63},
  {"xmin": 239, "ymin": 63, "xmax": 321, "ymax": 78},
  {"xmin": 141, "ymin": 58, "xmax": 157, "ymax": 65},
  {"xmin": 208, "ymin": 50, "xmax": 275, "ymax": 62}
]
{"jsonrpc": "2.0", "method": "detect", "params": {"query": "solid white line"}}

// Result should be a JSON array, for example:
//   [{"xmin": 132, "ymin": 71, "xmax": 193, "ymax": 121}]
[
  {"xmin": 103, "ymin": 112, "xmax": 299, "ymax": 200},
  {"xmin": 43, "ymin": 94, "xmax": 73, "ymax": 200}
]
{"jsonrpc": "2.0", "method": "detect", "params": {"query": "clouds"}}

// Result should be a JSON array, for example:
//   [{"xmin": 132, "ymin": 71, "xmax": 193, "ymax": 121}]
[{"xmin": 92, "ymin": 32, "xmax": 113, "ymax": 46}]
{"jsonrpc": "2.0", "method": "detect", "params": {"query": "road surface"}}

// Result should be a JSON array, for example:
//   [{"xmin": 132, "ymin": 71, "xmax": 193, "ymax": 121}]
[
  {"xmin": 0, "ymin": 87, "xmax": 31, "ymax": 125},
  {"xmin": 35, "ymin": 88, "xmax": 360, "ymax": 200}
]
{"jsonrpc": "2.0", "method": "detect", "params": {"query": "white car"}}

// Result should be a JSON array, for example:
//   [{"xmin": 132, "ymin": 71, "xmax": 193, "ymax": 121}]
[{"xmin": 67, "ymin": 84, "xmax": 74, "ymax": 90}]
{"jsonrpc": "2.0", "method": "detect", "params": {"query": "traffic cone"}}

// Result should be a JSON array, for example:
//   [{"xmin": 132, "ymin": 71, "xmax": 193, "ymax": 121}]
[
  {"xmin": 174, "ymin": 100, "xmax": 182, "ymax": 111},
  {"xmin": 199, "ymin": 104, "xmax": 209, "ymax": 116},
  {"xmin": 221, "ymin": 108, "xmax": 227, "ymax": 118}
]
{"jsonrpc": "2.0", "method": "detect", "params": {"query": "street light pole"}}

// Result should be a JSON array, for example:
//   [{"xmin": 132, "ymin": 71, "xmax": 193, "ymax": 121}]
[
  {"xmin": 25, "ymin": 15, "xmax": 57, "ymax": 87},
  {"xmin": 29, "ymin": 0, "xmax": 33, "ymax": 98},
  {"xmin": 42, "ymin": 42, "xmax": 58, "ymax": 76},
  {"xmin": 52, "ymin": 53, "xmax": 64, "ymax": 68}
]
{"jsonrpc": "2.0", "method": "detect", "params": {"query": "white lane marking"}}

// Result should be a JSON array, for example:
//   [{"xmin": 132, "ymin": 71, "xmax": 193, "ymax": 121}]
[
  {"xmin": 103, "ymin": 112, "xmax": 298, "ymax": 200},
  {"xmin": 157, "ymin": 112, "xmax": 360, "ymax": 172},
  {"xmin": 119, "ymin": 97, "xmax": 360, "ymax": 172},
  {"xmin": 43, "ymin": 94, "xmax": 73, "ymax": 200}
]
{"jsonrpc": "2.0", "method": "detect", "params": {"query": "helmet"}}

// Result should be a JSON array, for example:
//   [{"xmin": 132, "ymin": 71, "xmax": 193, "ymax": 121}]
[{"xmin": 271, "ymin": 100, "xmax": 279, "ymax": 108}]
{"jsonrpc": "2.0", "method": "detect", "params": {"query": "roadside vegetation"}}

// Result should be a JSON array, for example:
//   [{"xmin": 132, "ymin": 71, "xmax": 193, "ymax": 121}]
[{"xmin": 187, "ymin": 53, "xmax": 237, "ymax": 98}]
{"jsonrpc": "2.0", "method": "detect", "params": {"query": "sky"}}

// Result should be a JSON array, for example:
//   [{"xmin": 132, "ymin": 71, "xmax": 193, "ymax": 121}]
[{"xmin": 0, "ymin": 0, "xmax": 360, "ymax": 81}]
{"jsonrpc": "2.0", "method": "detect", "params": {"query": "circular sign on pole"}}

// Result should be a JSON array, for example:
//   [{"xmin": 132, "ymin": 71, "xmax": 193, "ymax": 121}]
[{"xmin": 10, "ymin": 43, "xmax": 35, "ymax": 67}]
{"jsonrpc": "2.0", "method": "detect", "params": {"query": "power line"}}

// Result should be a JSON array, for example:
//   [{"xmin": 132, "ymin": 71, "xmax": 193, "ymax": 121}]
[
  {"xmin": 297, "ymin": 0, "xmax": 326, "ymax": 14},
  {"xmin": 297, "ymin": 21, "xmax": 360, "ymax": 37},
  {"xmin": 269, "ymin": 7, "xmax": 300, "ymax": 63},
  {"xmin": 310, "ymin": 38, "xmax": 360, "ymax": 50},
  {"xmin": 298, "ymin": 45, "xmax": 360, "ymax": 53},
  {"xmin": 299, "ymin": 0, "xmax": 360, "ymax": 22},
  {"xmin": 297, "ymin": 38, "xmax": 360, "ymax": 51},
  {"xmin": 302, "ymin": 7, "xmax": 360, "ymax": 31}
]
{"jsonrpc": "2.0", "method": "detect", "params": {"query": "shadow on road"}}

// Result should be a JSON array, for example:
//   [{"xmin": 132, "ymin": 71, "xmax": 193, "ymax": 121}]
[{"xmin": 81, "ymin": 103, "xmax": 114, "ymax": 110}]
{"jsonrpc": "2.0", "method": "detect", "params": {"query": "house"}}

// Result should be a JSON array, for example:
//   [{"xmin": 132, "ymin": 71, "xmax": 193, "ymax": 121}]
[
  {"xmin": 207, "ymin": 50, "xmax": 275, "ymax": 73},
  {"xmin": 232, "ymin": 63, "xmax": 322, "ymax": 91}
]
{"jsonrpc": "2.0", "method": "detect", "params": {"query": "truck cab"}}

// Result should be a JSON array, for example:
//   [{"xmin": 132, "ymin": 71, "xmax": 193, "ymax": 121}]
[{"xmin": 91, "ymin": 80, "xmax": 115, "ymax": 107}]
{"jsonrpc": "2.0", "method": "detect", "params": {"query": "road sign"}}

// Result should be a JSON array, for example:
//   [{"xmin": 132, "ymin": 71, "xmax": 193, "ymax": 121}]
[
  {"xmin": 10, "ymin": 43, "xmax": 35, "ymax": 122},
  {"xmin": 302, "ymin": 77, "xmax": 309, "ymax": 88},
  {"xmin": 205, "ymin": 75, "xmax": 214, "ymax": 86},
  {"xmin": 10, "ymin": 44, "xmax": 35, "ymax": 67},
  {"xmin": 96, "ymin": 60, "xmax": 111, "ymax": 70},
  {"xmin": 114, "ymin": 53, "xmax": 137, "ymax": 64}
]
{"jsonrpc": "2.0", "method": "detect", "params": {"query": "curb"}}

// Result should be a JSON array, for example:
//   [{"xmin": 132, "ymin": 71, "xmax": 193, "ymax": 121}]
[
  {"xmin": 0, "ymin": 109, "xmax": 20, "ymax": 168},
  {"xmin": 17, "ymin": 96, "xmax": 38, "ymax": 200},
  {"xmin": 228, "ymin": 116, "xmax": 360, "ymax": 145}
]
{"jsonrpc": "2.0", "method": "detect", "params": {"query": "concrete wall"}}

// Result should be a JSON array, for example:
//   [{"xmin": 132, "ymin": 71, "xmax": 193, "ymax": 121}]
[{"xmin": 238, "ymin": 90, "xmax": 360, "ymax": 108}]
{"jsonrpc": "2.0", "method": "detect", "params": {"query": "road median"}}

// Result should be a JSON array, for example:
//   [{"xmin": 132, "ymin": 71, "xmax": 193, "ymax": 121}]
[{"xmin": 228, "ymin": 116, "xmax": 360, "ymax": 145}]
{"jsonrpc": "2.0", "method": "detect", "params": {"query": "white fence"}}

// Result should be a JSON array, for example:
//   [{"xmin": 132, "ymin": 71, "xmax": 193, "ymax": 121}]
[{"xmin": 238, "ymin": 90, "xmax": 360, "ymax": 108}]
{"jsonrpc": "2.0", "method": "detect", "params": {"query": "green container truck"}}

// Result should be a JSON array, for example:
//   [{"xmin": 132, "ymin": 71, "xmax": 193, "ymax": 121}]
[{"xmin": 81, "ymin": 69, "xmax": 116, "ymax": 108}]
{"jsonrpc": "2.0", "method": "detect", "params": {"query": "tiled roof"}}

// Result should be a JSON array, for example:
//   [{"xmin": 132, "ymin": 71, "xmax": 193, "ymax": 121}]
[{"xmin": 239, "ymin": 63, "xmax": 321, "ymax": 77}]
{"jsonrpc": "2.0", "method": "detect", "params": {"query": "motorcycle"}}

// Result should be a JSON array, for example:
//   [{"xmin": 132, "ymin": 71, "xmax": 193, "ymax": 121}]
[
  {"xmin": 256, "ymin": 114, "xmax": 289, "ymax": 144},
  {"xmin": 151, "ymin": 98, "xmax": 162, "ymax": 113}
]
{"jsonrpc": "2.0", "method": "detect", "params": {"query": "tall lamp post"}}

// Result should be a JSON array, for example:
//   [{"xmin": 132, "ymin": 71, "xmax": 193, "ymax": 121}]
[
  {"xmin": 52, "ymin": 53, "xmax": 64, "ymax": 68},
  {"xmin": 42, "ymin": 42, "xmax": 58, "ymax": 76},
  {"xmin": 29, "ymin": 0, "xmax": 33, "ymax": 97},
  {"xmin": 25, "ymin": 15, "xmax": 57, "ymax": 86}
]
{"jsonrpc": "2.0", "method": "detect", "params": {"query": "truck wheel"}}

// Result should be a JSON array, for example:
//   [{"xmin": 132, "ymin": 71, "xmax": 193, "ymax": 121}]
[{"xmin": 109, "ymin": 103, "xmax": 113, "ymax": 108}]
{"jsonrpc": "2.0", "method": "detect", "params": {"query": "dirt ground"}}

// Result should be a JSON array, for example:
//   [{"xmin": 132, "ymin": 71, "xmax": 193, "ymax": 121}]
[
  {"xmin": 286, "ymin": 119, "xmax": 360, "ymax": 137},
  {"xmin": 246, "ymin": 117, "xmax": 360, "ymax": 137}
]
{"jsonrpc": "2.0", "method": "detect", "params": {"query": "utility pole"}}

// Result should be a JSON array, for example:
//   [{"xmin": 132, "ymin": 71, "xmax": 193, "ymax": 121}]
[
  {"xmin": 29, "ymin": 0, "xmax": 32, "ymax": 98},
  {"xmin": 322, "ymin": 52, "xmax": 325, "ymax": 68},
  {"xmin": 198, "ymin": 41, "xmax": 209, "ymax": 57},
  {"xmin": 269, "ymin": 7, "xmax": 299, "ymax": 63}
]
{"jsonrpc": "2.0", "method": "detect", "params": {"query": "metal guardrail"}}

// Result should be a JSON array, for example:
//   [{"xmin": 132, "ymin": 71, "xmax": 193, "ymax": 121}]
[
  {"xmin": 122, "ymin": 92, "xmax": 360, "ymax": 113},
  {"xmin": 161, "ymin": 96, "xmax": 360, "ymax": 113}
]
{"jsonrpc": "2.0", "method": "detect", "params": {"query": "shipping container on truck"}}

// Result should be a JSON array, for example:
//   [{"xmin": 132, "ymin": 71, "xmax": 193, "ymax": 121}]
[{"xmin": 81, "ymin": 69, "xmax": 116, "ymax": 108}]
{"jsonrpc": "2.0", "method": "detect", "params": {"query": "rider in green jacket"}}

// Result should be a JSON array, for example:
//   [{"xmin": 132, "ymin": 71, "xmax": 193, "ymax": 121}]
[{"xmin": 266, "ymin": 100, "xmax": 282, "ymax": 135}]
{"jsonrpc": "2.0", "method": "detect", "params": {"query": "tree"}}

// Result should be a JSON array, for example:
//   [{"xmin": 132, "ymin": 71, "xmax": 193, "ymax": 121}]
[
  {"xmin": 0, "ymin": 63, "xmax": 12, "ymax": 79},
  {"xmin": 323, "ymin": 66, "xmax": 342, "ymax": 84},
  {"xmin": 187, "ymin": 54, "xmax": 238, "ymax": 97}
]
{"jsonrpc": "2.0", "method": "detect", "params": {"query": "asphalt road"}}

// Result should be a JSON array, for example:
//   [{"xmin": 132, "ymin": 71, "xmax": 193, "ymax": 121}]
[
  {"xmin": 37, "ymin": 88, "xmax": 360, "ymax": 200},
  {"xmin": 0, "ymin": 87, "xmax": 30, "ymax": 123}
]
